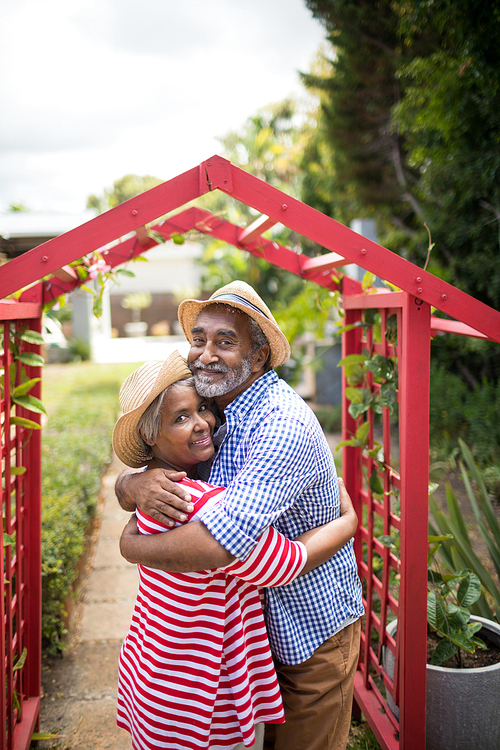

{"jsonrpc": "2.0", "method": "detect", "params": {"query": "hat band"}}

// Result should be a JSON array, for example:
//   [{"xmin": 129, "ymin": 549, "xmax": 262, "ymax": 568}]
[{"xmin": 211, "ymin": 292, "xmax": 270, "ymax": 320}]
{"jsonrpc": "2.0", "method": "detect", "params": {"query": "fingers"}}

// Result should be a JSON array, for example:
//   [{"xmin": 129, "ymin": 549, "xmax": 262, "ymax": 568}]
[
  {"xmin": 146, "ymin": 497, "xmax": 193, "ymax": 527},
  {"xmin": 338, "ymin": 477, "xmax": 355, "ymax": 515}
]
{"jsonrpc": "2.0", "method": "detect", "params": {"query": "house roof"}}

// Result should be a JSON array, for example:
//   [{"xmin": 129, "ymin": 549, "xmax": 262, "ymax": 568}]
[
  {"xmin": 0, "ymin": 155, "xmax": 499, "ymax": 343},
  {"xmin": 0, "ymin": 211, "xmax": 97, "ymax": 259}
]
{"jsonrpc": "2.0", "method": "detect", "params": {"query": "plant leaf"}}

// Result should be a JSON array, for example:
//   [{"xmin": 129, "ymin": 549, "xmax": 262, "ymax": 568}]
[
  {"xmin": 457, "ymin": 571, "xmax": 482, "ymax": 607},
  {"xmin": 430, "ymin": 638, "xmax": 457, "ymax": 665},
  {"xmin": 10, "ymin": 416, "xmax": 42, "ymax": 430},
  {"xmin": 12, "ymin": 378, "xmax": 41, "ymax": 397},
  {"xmin": 427, "ymin": 590, "xmax": 446, "ymax": 632},
  {"xmin": 337, "ymin": 354, "xmax": 367, "ymax": 368},
  {"xmin": 12, "ymin": 394, "xmax": 47, "ymax": 415},
  {"xmin": 17, "ymin": 352, "xmax": 45, "ymax": 367},
  {"xmin": 15, "ymin": 328, "xmax": 45, "ymax": 345},
  {"xmin": 369, "ymin": 467, "xmax": 384, "ymax": 495},
  {"xmin": 13, "ymin": 647, "xmax": 27, "ymax": 671}
]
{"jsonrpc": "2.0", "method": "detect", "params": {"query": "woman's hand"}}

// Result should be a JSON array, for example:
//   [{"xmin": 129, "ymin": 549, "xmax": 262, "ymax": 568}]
[
  {"xmin": 297, "ymin": 477, "xmax": 358, "ymax": 575},
  {"xmin": 115, "ymin": 467, "xmax": 194, "ymax": 527}
]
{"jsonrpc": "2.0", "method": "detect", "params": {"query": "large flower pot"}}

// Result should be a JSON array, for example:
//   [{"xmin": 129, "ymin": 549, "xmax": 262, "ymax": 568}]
[
  {"xmin": 124, "ymin": 321, "xmax": 148, "ymax": 337},
  {"xmin": 383, "ymin": 616, "xmax": 500, "ymax": 750}
]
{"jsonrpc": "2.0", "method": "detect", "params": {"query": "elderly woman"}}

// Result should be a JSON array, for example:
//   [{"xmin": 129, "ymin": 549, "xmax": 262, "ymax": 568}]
[{"xmin": 113, "ymin": 351, "xmax": 356, "ymax": 750}]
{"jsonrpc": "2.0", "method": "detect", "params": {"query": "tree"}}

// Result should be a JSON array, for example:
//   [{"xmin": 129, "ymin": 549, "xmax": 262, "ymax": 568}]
[
  {"xmin": 87, "ymin": 174, "xmax": 163, "ymax": 213},
  {"xmin": 301, "ymin": 0, "xmax": 500, "ymax": 385},
  {"xmin": 201, "ymin": 99, "xmax": 318, "ymax": 308},
  {"xmin": 302, "ymin": 0, "xmax": 500, "ymax": 310}
]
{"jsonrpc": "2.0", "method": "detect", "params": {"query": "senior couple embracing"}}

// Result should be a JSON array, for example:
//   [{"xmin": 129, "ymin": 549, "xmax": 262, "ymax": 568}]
[{"xmin": 112, "ymin": 280, "xmax": 364, "ymax": 750}]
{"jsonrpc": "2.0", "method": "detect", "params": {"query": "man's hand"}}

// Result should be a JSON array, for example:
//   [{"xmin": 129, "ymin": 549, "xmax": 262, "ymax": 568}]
[{"xmin": 115, "ymin": 467, "xmax": 194, "ymax": 527}]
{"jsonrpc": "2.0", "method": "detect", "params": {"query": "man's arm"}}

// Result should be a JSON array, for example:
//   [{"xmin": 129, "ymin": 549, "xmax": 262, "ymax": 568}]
[
  {"xmin": 120, "ymin": 478, "xmax": 356, "ymax": 574},
  {"xmin": 115, "ymin": 467, "xmax": 194, "ymax": 525},
  {"xmin": 120, "ymin": 516, "xmax": 235, "ymax": 571}
]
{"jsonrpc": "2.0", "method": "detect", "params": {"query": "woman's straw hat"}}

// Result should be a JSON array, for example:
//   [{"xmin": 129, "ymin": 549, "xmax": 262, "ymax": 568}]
[
  {"xmin": 177, "ymin": 280, "xmax": 291, "ymax": 369},
  {"xmin": 112, "ymin": 350, "xmax": 191, "ymax": 468}
]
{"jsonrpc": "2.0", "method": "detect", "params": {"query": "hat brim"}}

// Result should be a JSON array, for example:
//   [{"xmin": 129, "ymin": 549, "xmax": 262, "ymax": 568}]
[{"xmin": 178, "ymin": 298, "xmax": 291, "ymax": 369}]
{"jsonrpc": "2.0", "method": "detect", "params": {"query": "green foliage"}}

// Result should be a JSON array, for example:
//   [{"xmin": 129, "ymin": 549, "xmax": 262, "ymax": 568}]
[
  {"xmin": 426, "ymin": 562, "xmax": 485, "ymax": 666},
  {"xmin": 429, "ymin": 440, "xmax": 500, "ymax": 624},
  {"xmin": 429, "ymin": 364, "xmax": 500, "ymax": 469},
  {"xmin": 41, "ymin": 363, "xmax": 132, "ymax": 650},
  {"xmin": 312, "ymin": 404, "xmax": 342, "ymax": 433},
  {"xmin": 302, "ymin": 0, "xmax": 500, "ymax": 312},
  {"xmin": 41, "ymin": 492, "xmax": 88, "ymax": 649},
  {"xmin": 68, "ymin": 338, "xmax": 91, "ymax": 362},
  {"xmin": 87, "ymin": 173, "xmax": 163, "ymax": 213}
]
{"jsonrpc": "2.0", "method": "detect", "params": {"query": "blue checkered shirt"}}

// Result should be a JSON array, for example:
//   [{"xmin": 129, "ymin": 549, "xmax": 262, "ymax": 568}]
[{"xmin": 200, "ymin": 370, "xmax": 364, "ymax": 665}]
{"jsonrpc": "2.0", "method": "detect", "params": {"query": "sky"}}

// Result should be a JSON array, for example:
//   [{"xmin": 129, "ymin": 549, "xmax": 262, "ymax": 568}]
[{"xmin": 0, "ymin": 0, "xmax": 327, "ymax": 215}]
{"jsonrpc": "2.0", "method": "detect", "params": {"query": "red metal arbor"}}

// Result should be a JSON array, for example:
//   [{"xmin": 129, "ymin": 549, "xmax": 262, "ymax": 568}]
[
  {"xmin": 0, "ymin": 303, "xmax": 42, "ymax": 750},
  {"xmin": 1, "ymin": 155, "xmax": 499, "ymax": 749}
]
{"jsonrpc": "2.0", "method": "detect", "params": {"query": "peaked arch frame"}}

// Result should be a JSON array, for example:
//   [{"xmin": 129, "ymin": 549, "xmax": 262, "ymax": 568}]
[{"xmin": 1, "ymin": 155, "xmax": 499, "ymax": 750}]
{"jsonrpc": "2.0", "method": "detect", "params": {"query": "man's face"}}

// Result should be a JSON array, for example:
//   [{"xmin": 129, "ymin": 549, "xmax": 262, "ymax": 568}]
[{"xmin": 188, "ymin": 307, "xmax": 259, "ymax": 403}]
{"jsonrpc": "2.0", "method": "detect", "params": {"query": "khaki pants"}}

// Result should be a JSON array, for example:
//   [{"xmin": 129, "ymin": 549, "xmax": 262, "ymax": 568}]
[
  {"xmin": 232, "ymin": 723, "xmax": 264, "ymax": 750},
  {"xmin": 264, "ymin": 619, "xmax": 361, "ymax": 750}
]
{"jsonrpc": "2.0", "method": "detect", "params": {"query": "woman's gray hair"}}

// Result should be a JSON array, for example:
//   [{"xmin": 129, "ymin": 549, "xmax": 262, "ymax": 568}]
[{"xmin": 136, "ymin": 377, "xmax": 196, "ymax": 458}]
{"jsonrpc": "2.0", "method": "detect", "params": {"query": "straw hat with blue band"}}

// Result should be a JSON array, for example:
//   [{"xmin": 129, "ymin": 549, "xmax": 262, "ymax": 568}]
[{"xmin": 177, "ymin": 280, "xmax": 291, "ymax": 369}]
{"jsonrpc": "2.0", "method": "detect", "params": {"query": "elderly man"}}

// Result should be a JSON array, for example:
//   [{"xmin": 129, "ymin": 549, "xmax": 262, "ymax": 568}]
[{"xmin": 117, "ymin": 281, "xmax": 364, "ymax": 750}]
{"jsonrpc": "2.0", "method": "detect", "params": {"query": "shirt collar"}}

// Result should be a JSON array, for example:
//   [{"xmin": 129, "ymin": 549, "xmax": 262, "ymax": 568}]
[{"xmin": 224, "ymin": 370, "xmax": 278, "ymax": 426}]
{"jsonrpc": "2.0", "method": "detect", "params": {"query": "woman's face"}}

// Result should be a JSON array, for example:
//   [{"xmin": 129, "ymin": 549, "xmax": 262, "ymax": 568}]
[{"xmin": 148, "ymin": 382, "xmax": 215, "ymax": 473}]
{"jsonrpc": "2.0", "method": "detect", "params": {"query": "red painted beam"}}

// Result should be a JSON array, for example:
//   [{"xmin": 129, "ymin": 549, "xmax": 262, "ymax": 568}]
[
  {"xmin": 204, "ymin": 155, "xmax": 500, "ymax": 343},
  {"xmin": 0, "ymin": 301, "xmax": 42, "ymax": 320},
  {"xmin": 430, "ymin": 315, "xmax": 491, "ymax": 341},
  {"xmin": 0, "ymin": 164, "xmax": 205, "ymax": 300},
  {"xmin": 301, "ymin": 251, "xmax": 351, "ymax": 273},
  {"xmin": 354, "ymin": 673, "xmax": 399, "ymax": 750},
  {"xmin": 238, "ymin": 215, "xmax": 278, "ymax": 245}
]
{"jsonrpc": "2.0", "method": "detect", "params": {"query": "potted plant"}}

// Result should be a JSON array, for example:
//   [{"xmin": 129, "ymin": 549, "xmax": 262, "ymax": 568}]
[
  {"xmin": 383, "ymin": 541, "xmax": 500, "ymax": 750},
  {"xmin": 121, "ymin": 292, "xmax": 152, "ymax": 337}
]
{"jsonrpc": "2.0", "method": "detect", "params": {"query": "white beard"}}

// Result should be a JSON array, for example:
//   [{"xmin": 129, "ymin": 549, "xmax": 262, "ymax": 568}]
[{"xmin": 191, "ymin": 356, "xmax": 253, "ymax": 398}]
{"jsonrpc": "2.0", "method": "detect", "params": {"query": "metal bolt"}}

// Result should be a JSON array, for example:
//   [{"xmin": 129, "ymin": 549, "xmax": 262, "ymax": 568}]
[
  {"xmin": 361, "ymin": 248, "xmax": 367, "ymax": 255},
  {"xmin": 42, "ymin": 256, "xmax": 48, "ymax": 262},
  {"xmin": 416, "ymin": 276, "xmax": 422, "ymax": 283},
  {"xmin": 441, "ymin": 294, "xmax": 447, "ymax": 300},
  {"xmin": 282, "ymin": 204, "xmax": 288, "ymax": 210},
  {"xmin": 207, "ymin": 161, "xmax": 211, "ymax": 166},
  {"xmin": 131, "ymin": 209, "xmax": 138, "ymax": 216},
  {"xmin": 223, "ymin": 180, "xmax": 227, "ymax": 184},
  {"xmin": 417, "ymin": 287, "xmax": 423, "ymax": 293}
]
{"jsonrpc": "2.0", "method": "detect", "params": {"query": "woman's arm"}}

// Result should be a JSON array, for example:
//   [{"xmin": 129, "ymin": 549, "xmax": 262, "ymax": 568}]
[
  {"xmin": 222, "ymin": 478, "xmax": 357, "ymax": 585},
  {"xmin": 298, "ymin": 478, "xmax": 357, "ymax": 575}
]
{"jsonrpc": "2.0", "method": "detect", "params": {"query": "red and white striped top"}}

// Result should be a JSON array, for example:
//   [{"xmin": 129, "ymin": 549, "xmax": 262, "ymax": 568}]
[{"xmin": 117, "ymin": 478, "xmax": 307, "ymax": 750}]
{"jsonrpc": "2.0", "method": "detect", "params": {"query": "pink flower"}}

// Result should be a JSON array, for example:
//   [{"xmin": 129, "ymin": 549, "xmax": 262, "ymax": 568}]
[{"xmin": 88, "ymin": 259, "xmax": 111, "ymax": 279}]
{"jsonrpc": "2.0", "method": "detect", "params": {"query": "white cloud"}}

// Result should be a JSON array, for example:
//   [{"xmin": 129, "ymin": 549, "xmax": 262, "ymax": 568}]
[{"xmin": 0, "ymin": 0, "xmax": 326, "ymax": 212}]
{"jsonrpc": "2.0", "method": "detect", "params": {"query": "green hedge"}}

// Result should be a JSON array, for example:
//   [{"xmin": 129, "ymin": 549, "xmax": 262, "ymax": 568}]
[{"xmin": 41, "ymin": 362, "xmax": 137, "ymax": 651}]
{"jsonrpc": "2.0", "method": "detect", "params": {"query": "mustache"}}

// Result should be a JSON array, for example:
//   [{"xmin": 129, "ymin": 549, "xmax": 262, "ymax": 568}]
[{"xmin": 191, "ymin": 358, "xmax": 229, "ymax": 374}]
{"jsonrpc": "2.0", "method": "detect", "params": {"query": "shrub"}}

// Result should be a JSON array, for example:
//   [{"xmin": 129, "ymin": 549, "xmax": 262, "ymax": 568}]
[
  {"xmin": 463, "ymin": 379, "xmax": 500, "ymax": 466},
  {"xmin": 41, "ymin": 363, "xmax": 135, "ymax": 650}
]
